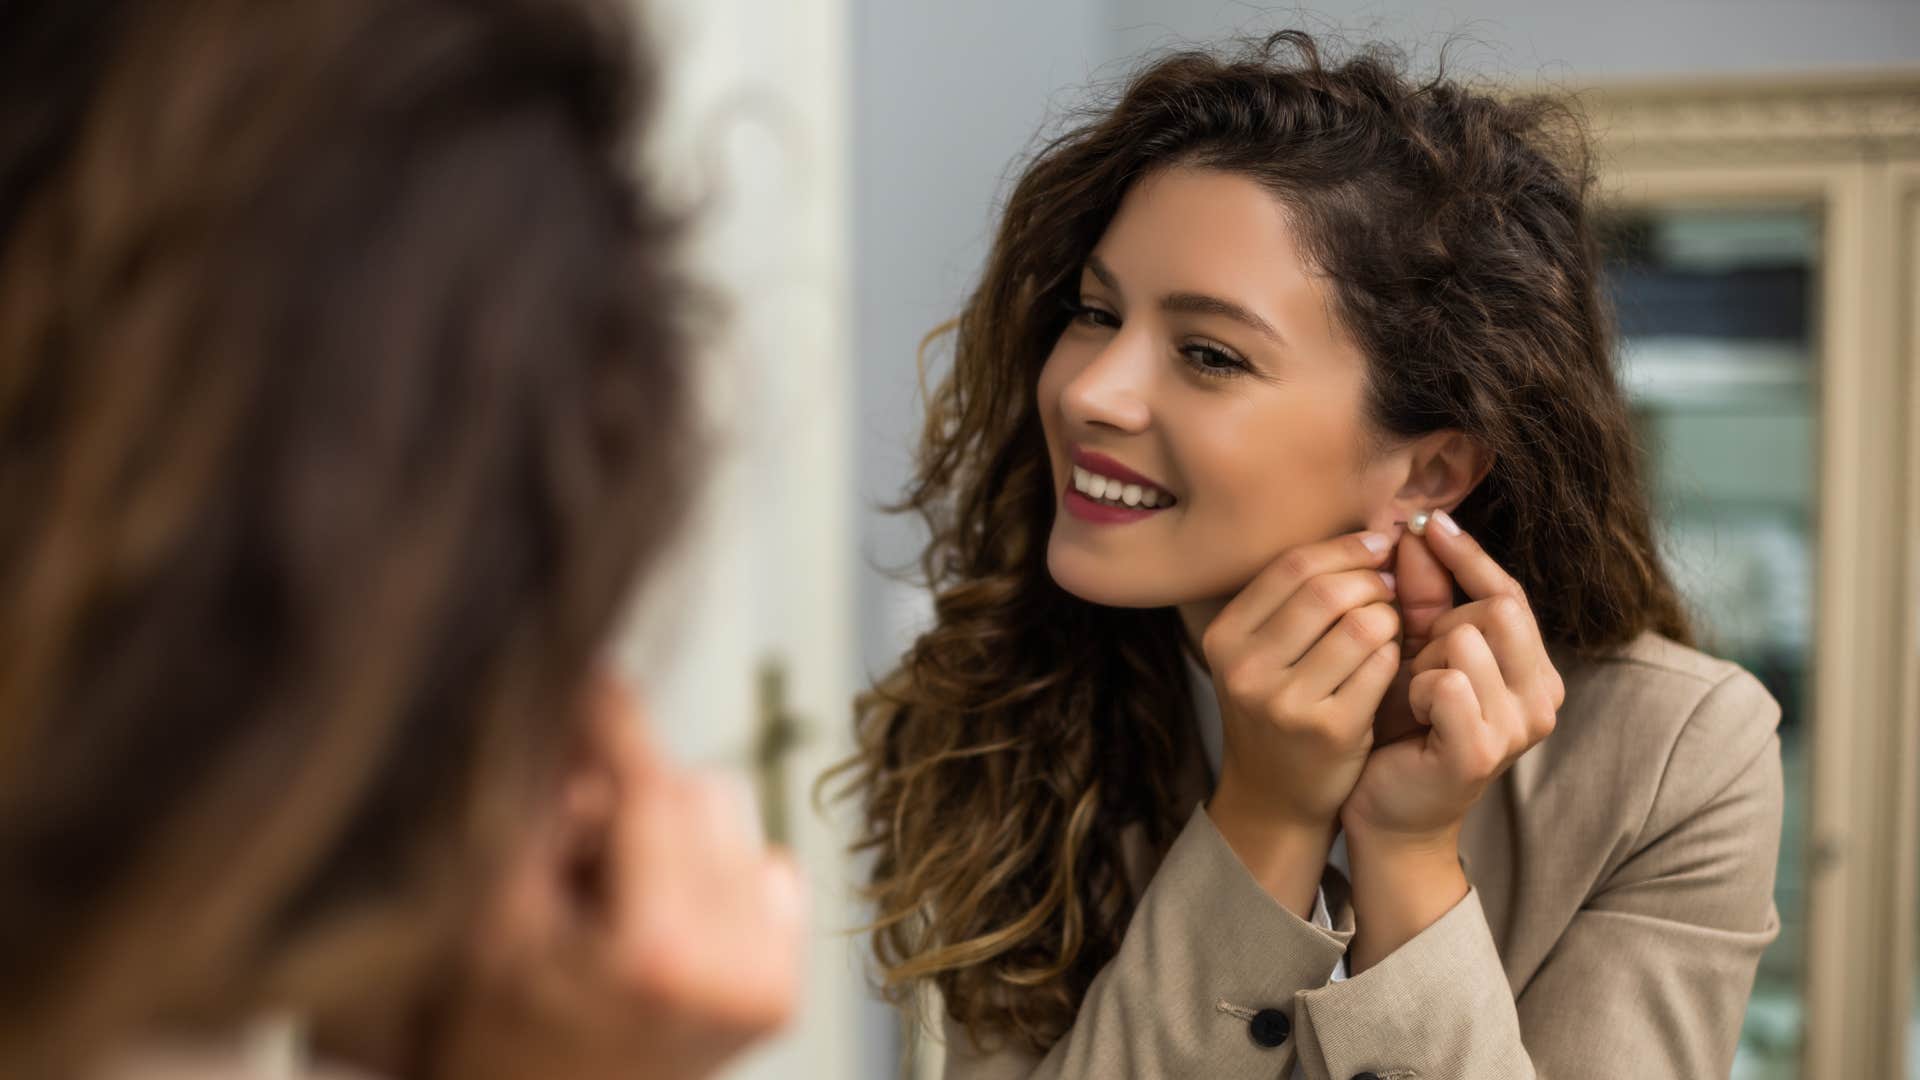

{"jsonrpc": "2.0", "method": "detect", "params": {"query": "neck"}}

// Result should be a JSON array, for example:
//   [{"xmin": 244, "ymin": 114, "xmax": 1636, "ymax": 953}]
[{"xmin": 1175, "ymin": 598, "xmax": 1230, "ymax": 669}]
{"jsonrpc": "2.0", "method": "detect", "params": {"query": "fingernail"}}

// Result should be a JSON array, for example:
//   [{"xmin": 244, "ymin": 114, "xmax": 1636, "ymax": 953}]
[
  {"xmin": 1361, "ymin": 532, "xmax": 1392, "ymax": 555},
  {"xmin": 1379, "ymin": 571, "xmax": 1397, "ymax": 593},
  {"xmin": 1433, "ymin": 509, "xmax": 1461, "ymax": 537}
]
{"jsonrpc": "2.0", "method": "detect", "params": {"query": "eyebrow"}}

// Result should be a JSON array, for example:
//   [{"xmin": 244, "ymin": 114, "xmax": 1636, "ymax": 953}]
[{"xmin": 1084, "ymin": 254, "xmax": 1287, "ymax": 349}]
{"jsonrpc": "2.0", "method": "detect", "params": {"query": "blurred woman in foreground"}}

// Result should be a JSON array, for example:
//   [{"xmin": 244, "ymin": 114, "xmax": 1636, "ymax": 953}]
[{"xmin": 0, "ymin": 1, "xmax": 799, "ymax": 1077}]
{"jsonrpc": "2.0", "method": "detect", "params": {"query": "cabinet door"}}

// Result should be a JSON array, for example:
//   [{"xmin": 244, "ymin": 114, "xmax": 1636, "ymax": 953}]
[
  {"xmin": 1598, "ymin": 205, "xmax": 1819, "ymax": 1079},
  {"xmin": 1891, "ymin": 158, "xmax": 1920, "ymax": 1080},
  {"xmin": 1590, "ymin": 72, "xmax": 1920, "ymax": 1077}
]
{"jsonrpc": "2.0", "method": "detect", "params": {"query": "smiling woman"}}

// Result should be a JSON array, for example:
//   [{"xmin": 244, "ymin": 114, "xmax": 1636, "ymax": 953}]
[{"xmin": 830, "ymin": 28, "xmax": 1783, "ymax": 1080}]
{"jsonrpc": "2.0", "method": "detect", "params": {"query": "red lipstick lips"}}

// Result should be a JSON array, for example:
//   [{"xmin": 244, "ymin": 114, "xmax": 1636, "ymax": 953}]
[
  {"xmin": 1070, "ymin": 448, "xmax": 1166, "ymax": 492},
  {"xmin": 1063, "ymin": 446, "xmax": 1176, "ymax": 525}
]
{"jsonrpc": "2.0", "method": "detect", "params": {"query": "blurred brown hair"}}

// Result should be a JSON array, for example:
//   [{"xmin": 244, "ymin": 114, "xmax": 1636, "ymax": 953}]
[
  {"xmin": 834, "ymin": 31, "xmax": 1693, "ymax": 1054},
  {"xmin": 0, "ymin": 0, "xmax": 695, "ymax": 1073}
]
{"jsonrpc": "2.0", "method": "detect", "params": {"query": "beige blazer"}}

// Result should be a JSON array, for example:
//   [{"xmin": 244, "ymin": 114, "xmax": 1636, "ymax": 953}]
[{"xmin": 943, "ymin": 631, "xmax": 1785, "ymax": 1080}]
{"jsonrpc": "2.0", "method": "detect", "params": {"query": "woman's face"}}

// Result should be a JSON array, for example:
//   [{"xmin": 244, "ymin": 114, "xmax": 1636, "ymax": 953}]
[{"xmin": 1038, "ymin": 166, "xmax": 1409, "ymax": 610}]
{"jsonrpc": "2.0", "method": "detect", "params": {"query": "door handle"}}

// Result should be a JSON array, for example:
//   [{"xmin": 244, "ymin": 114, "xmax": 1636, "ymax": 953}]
[{"xmin": 752, "ymin": 655, "xmax": 806, "ymax": 847}]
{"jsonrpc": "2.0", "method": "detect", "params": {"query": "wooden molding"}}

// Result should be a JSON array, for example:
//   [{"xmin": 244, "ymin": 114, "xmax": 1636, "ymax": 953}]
[{"xmin": 1570, "ymin": 72, "xmax": 1920, "ymax": 165}]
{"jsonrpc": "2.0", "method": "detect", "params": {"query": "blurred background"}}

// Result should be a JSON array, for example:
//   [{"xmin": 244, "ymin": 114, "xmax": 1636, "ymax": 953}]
[{"xmin": 620, "ymin": 1, "xmax": 1920, "ymax": 1077}]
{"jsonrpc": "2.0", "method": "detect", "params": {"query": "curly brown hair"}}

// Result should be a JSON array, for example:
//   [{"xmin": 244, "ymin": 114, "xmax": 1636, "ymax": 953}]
[
  {"xmin": 831, "ymin": 30, "xmax": 1694, "ymax": 1055},
  {"xmin": 0, "ymin": 0, "xmax": 692, "ymax": 1074}
]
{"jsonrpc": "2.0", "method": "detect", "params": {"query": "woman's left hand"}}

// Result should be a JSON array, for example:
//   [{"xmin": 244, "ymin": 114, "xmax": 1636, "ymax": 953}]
[{"xmin": 1340, "ymin": 509, "xmax": 1565, "ymax": 843}]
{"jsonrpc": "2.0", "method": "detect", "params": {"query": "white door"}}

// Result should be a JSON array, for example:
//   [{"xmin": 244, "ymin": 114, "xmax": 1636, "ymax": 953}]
[{"xmin": 613, "ymin": 0, "xmax": 867, "ymax": 1077}]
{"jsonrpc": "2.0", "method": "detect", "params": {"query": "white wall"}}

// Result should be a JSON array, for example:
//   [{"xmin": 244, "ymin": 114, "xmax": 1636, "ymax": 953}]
[
  {"xmin": 851, "ymin": 0, "xmax": 1110, "ymax": 684},
  {"xmin": 1108, "ymin": 0, "xmax": 1920, "ymax": 79}
]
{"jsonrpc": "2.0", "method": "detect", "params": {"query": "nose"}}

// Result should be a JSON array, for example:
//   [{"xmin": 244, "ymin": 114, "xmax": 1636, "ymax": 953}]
[{"xmin": 1060, "ymin": 334, "xmax": 1152, "ymax": 434}]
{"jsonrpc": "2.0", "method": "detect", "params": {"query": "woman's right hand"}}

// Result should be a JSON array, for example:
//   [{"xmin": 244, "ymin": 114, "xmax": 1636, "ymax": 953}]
[
  {"xmin": 1200, "ymin": 530, "xmax": 1401, "ymax": 913},
  {"xmin": 431, "ymin": 676, "xmax": 804, "ymax": 1080}
]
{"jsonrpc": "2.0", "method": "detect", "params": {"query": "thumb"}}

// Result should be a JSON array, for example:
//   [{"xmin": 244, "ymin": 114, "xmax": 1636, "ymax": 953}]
[{"xmin": 1394, "ymin": 531, "xmax": 1455, "ymax": 654}]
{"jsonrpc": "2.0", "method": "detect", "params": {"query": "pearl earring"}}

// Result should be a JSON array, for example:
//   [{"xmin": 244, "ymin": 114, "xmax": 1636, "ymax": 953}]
[{"xmin": 1408, "ymin": 510, "xmax": 1432, "ymax": 537}]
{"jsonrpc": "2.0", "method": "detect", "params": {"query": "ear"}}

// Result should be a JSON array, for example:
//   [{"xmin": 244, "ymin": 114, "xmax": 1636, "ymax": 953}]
[
  {"xmin": 1386, "ymin": 431, "xmax": 1493, "ymax": 523},
  {"xmin": 476, "ymin": 673, "xmax": 640, "ymax": 959}
]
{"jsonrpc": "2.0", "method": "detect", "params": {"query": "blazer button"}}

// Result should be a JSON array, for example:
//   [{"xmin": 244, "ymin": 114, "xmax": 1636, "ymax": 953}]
[{"xmin": 1248, "ymin": 1008, "xmax": 1290, "ymax": 1047}]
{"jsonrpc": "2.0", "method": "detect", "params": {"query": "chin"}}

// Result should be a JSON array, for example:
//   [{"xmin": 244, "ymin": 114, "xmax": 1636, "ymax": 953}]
[{"xmin": 1045, "ymin": 537, "xmax": 1186, "ymax": 609}]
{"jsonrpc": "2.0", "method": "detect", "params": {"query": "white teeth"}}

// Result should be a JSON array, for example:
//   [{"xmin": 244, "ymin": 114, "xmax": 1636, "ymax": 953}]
[{"xmin": 1069, "ymin": 462, "xmax": 1173, "ymax": 509}]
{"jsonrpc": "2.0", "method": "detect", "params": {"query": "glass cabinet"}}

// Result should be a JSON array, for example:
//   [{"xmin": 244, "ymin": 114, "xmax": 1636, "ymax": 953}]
[
  {"xmin": 1585, "ymin": 74, "xmax": 1920, "ymax": 1079},
  {"xmin": 1598, "ymin": 205, "xmax": 1818, "ymax": 1078}
]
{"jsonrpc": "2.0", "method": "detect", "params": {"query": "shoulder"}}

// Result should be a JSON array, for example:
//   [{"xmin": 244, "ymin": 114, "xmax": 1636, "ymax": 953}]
[
  {"xmin": 1531, "ymin": 631, "xmax": 1782, "ymax": 832},
  {"xmin": 1551, "ymin": 630, "xmax": 1780, "ymax": 748}
]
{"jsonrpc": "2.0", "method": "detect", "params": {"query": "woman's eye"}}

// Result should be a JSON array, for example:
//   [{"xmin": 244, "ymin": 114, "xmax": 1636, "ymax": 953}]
[
  {"xmin": 1069, "ymin": 300, "xmax": 1119, "ymax": 329},
  {"xmin": 1182, "ymin": 343, "xmax": 1249, "ymax": 378}
]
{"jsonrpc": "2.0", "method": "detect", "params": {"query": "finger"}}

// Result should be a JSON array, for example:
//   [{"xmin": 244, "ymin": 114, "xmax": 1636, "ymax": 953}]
[
  {"xmin": 1428, "ymin": 626, "xmax": 1528, "ymax": 775},
  {"xmin": 1392, "ymin": 531, "xmax": 1456, "ymax": 655},
  {"xmin": 615, "ymin": 763, "xmax": 689, "ymax": 879},
  {"xmin": 609, "ymin": 770, "xmax": 767, "ymax": 995},
  {"xmin": 715, "ymin": 770, "xmax": 766, "ymax": 848},
  {"xmin": 1415, "ymin": 509, "xmax": 1526, "ymax": 605},
  {"xmin": 1330, "ymin": 637, "xmax": 1401, "ymax": 713},
  {"xmin": 1203, "ymin": 530, "xmax": 1394, "ymax": 661},
  {"xmin": 1370, "ymin": 661, "xmax": 1424, "ymax": 746},
  {"xmin": 1406, "ymin": 664, "xmax": 1445, "ymax": 727},
  {"xmin": 719, "ymin": 853, "xmax": 807, "ymax": 1033},
  {"xmin": 683, "ymin": 769, "xmax": 765, "ymax": 855},
  {"xmin": 612, "ymin": 764, "xmax": 756, "ymax": 911},
  {"xmin": 761, "ymin": 851, "xmax": 807, "ymax": 934},
  {"xmin": 1439, "ymin": 625, "xmax": 1509, "ymax": 735},
  {"xmin": 604, "ymin": 770, "xmax": 800, "ymax": 1041},
  {"xmin": 689, "ymin": 811, "xmax": 794, "ymax": 995},
  {"xmin": 1413, "ymin": 667, "xmax": 1489, "ymax": 780},
  {"xmin": 1245, "ymin": 569, "xmax": 1398, "ymax": 674},
  {"xmin": 1290, "ymin": 599, "xmax": 1400, "ymax": 700},
  {"xmin": 1414, "ymin": 595, "xmax": 1543, "ymax": 687},
  {"xmin": 755, "ymin": 852, "xmax": 807, "ymax": 977}
]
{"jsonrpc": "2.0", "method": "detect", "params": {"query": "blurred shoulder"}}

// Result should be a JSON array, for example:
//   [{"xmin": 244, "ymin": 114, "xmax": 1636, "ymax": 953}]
[{"xmin": 94, "ymin": 1035, "xmax": 388, "ymax": 1080}]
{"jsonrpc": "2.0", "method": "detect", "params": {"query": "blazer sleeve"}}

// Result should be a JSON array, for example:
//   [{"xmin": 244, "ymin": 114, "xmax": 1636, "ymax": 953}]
[
  {"xmin": 942, "ymin": 803, "xmax": 1355, "ymax": 1079},
  {"xmin": 1288, "ymin": 667, "xmax": 1785, "ymax": 1080}
]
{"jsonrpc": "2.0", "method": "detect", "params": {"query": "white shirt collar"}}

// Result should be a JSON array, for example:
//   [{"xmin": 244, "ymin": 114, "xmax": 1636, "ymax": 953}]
[{"xmin": 1183, "ymin": 649, "xmax": 1227, "ymax": 782}]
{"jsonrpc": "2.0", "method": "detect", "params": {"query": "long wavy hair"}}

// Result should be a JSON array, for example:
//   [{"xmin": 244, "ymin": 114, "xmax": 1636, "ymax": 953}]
[
  {"xmin": 0, "ymin": 0, "xmax": 692, "ymax": 1074},
  {"xmin": 832, "ymin": 31, "xmax": 1694, "ymax": 1055}
]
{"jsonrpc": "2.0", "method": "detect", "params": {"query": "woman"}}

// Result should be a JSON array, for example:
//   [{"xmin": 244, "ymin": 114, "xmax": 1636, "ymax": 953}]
[
  {"xmin": 0, "ymin": 1, "xmax": 798, "ymax": 1078},
  {"xmin": 839, "ymin": 32, "xmax": 1783, "ymax": 1080}
]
